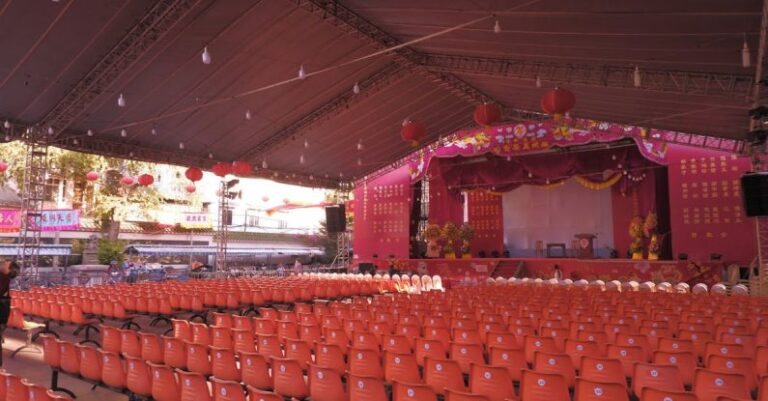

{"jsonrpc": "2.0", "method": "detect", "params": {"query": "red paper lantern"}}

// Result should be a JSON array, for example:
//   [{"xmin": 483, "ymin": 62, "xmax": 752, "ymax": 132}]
[
  {"xmin": 86, "ymin": 171, "xmax": 99, "ymax": 182},
  {"xmin": 120, "ymin": 176, "xmax": 134, "ymax": 186},
  {"xmin": 212, "ymin": 162, "xmax": 231, "ymax": 177},
  {"xmin": 185, "ymin": 167, "xmax": 203, "ymax": 182},
  {"xmin": 185, "ymin": 184, "xmax": 196, "ymax": 193},
  {"xmin": 138, "ymin": 174, "xmax": 154, "ymax": 186},
  {"xmin": 401, "ymin": 120, "xmax": 426, "ymax": 146},
  {"xmin": 0, "ymin": 162, "xmax": 8, "ymax": 173},
  {"xmin": 473, "ymin": 103, "xmax": 502, "ymax": 126},
  {"xmin": 231, "ymin": 160, "xmax": 252, "ymax": 176},
  {"xmin": 540, "ymin": 87, "xmax": 576, "ymax": 116},
  {"xmin": 262, "ymin": 195, "xmax": 270, "ymax": 202}
]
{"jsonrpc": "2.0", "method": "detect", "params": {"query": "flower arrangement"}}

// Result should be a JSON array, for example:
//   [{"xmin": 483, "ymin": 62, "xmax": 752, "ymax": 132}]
[
  {"xmin": 459, "ymin": 223, "xmax": 475, "ymax": 257},
  {"xmin": 644, "ymin": 212, "xmax": 659, "ymax": 260},
  {"xmin": 424, "ymin": 224, "xmax": 442, "ymax": 240},
  {"xmin": 441, "ymin": 222, "xmax": 461, "ymax": 257},
  {"xmin": 628, "ymin": 216, "xmax": 644, "ymax": 259}
]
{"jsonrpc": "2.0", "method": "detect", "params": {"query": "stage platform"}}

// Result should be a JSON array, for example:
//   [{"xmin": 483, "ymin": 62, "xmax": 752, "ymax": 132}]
[{"xmin": 371, "ymin": 257, "xmax": 723, "ymax": 288}]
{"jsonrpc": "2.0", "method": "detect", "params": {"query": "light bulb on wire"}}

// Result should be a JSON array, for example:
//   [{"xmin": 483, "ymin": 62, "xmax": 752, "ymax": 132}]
[
  {"xmin": 117, "ymin": 93, "xmax": 126, "ymax": 107},
  {"xmin": 304, "ymin": 139, "xmax": 309, "ymax": 149},
  {"xmin": 3, "ymin": 121, "xmax": 9, "ymax": 129},
  {"xmin": 47, "ymin": 126, "xmax": 54, "ymax": 135},
  {"xmin": 179, "ymin": 142, "xmax": 185, "ymax": 150},
  {"xmin": 353, "ymin": 82, "xmax": 360, "ymax": 94},
  {"xmin": 535, "ymin": 76, "xmax": 542, "ymax": 88},
  {"xmin": 151, "ymin": 127, "xmax": 157, "ymax": 135},
  {"xmin": 245, "ymin": 110, "xmax": 252, "ymax": 120},
  {"xmin": 298, "ymin": 65, "xmax": 306, "ymax": 80},
  {"xmin": 633, "ymin": 66, "xmax": 641, "ymax": 88},
  {"xmin": 357, "ymin": 139, "xmax": 363, "ymax": 151},
  {"xmin": 208, "ymin": 153, "xmax": 214, "ymax": 159},
  {"xmin": 299, "ymin": 154, "xmax": 305, "ymax": 165},
  {"xmin": 87, "ymin": 129, "xmax": 94, "ymax": 137},
  {"xmin": 201, "ymin": 46, "xmax": 211, "ymax": 65},
  {"xmin": 743, "ymin": 34, "xmax": 751, "ymax": 68},
  {"xmin": 493, "ymin": 19, "xmax": 501, "ymax": 34},
  {"xmin": 120, "ymin": 129, "xmax": 127, "ymax": 138},
  {"xmin": 262, "ymin": 159, "xmax": 268, "ymax": 169}
]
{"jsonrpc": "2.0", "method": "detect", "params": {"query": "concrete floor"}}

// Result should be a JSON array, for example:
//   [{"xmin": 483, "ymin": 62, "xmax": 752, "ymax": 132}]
[{"xmin": 1, "ymin": 314, "xmax": 172, "ymax": 401}]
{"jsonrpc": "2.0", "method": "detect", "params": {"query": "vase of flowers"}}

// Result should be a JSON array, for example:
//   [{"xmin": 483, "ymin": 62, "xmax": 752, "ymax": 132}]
[
  {"xmin": 459, "ymin": 223, "xmax": 475, "ymax": 259},
  {"xmin": 424, "ymin": 224, "xmax": 442, "ymax": 258},
  {"xmin": 441, "ymin": 222, "xmax": 460, "ymax": 259},
  {"xmin": 629, "ymin": 216, "xmax": 644, "ymax": 259}
]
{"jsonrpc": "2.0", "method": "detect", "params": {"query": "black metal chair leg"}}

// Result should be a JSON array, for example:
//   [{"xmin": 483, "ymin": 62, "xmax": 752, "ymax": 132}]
[{"xmin": 50, "ymin": 370, "xmax": 77, "ymax": 399}]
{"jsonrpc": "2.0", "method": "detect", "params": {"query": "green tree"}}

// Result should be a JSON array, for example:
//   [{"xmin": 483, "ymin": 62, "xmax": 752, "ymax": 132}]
[{"xmin": 97, "ymin": 239, "xmax": 126, "ymax": 264}]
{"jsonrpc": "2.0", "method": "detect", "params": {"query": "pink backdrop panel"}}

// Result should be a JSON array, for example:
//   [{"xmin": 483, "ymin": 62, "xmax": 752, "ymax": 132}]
[
  {"xmin": 467, "ymin": 191, "xmax": 504, "ymax": 256},
  {"xmin": 353, "ymin": 166, "xmax": 411, "ymax": 261},
  {"xmin": 666, "ymin": 145, "xmax": 754, "ymax": 263}
]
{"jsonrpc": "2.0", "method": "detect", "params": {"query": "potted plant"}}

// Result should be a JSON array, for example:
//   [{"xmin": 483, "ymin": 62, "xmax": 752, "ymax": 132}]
[
  {"xmin": 459, "ymin": 223, "xmax": 475, "ymax": 259},
  {"xmin": 441, "ymin": 222, "xmax": 460, "ymax": 259},
  {"xmin": 628, "ymin": 216, "xmax": 644, "ymax": 260},
  {"xmin": 424, "ymin": 224, "xmax": 442, "ymax": 258}
]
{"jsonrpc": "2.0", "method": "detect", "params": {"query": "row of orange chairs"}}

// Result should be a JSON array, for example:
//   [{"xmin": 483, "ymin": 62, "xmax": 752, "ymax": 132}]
[{"xmin": 0, "ymin": 369, "xmax": 72, "ymax": 401}]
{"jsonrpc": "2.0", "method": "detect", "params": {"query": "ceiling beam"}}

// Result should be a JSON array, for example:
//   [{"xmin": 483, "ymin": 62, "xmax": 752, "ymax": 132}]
[
  {"xmin": 236, "ymin": 62, "xmax": 407, "ymax": 162},
  {"xmin": 423, "ymin": 53, "xmax": 755, "ymax": 99},
  {"xmin": 291, "ymin": 0, "xmax": 544, "ymax": 121},
  {"xmin": 39, "ymin": 0, "xmax": 204, "ymax": 136}
]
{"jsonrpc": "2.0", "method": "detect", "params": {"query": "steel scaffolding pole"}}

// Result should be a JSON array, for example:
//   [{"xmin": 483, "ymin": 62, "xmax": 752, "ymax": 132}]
[
  {"xmin": 17, "ymin": 137, "xmax": 48, "ymax": 288},
  {"xmin": 215, "ymin": 180, "xmax": 228, "ymax": 272}
]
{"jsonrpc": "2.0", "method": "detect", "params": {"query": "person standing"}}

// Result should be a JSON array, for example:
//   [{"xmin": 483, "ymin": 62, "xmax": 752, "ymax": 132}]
[{"xmin": 0, "ymin": 260, "xmax": 20, "ymax": 335}]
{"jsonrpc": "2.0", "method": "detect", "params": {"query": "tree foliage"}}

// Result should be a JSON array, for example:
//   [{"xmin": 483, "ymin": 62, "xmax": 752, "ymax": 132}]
[{"xmin": 97, "ymin": 239, "xmax": 126, "ymax": 265}]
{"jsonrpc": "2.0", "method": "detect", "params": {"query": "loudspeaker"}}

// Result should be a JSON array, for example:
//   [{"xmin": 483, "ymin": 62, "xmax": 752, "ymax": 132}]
[
  {"xmin": 325, "ymin": 205, "xmax": 347, "ymax": 233},
  {"xmin": 741, "ymin": 172, "xmax": 768, "ymax": 217}
]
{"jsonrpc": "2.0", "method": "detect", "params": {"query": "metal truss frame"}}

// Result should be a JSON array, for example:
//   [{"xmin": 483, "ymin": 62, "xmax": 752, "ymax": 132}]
[
  {"xmin": 423, "ymin": 54, "xmax": 755, "ymax": 99},
  {"xmin": 40, "ymin": 0, "xmax": 202, "ymax": 136},
  {"xmin": 292, "ymin": 0, "xmax": 544, "ymax": 122},
  {"xmin": 15, "ymin": 129, "xmax": 48, "ymax": 288},
  {"xmin": 237, "ymin": 62, "xmax": 407, "ymax": 160}
]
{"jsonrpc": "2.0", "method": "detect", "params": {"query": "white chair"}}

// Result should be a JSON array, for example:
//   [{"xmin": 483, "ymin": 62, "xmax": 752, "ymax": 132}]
[
  {"xmin": 533, "ymin": 278, "xmax": 544, "ymax": 286},
  {"xmin": 692, "ymin": 283, "xmax": 709, "ymax": 295},
  {"xmin": 496, "ymin": 277, "xmax": 508, "ymax": 285},
  {"xmin": 574, "ymin": 279, "xmax": 588, "ymax": 287},
  {"xmin": 562, "ymin": 279, "xmax": 573, "ymax": 286},
  {"xmin": 392, "ymin": 274, "xmax": 401, "ymax": 283},
  {"xmin": 421, "ymin": 275, "xmax": 433, "ymax": 291},
  {"xmin": 711, "ymin": 283, "xmax": 727, "ymax": 295},
  {"xmin": 373, "ymin": 274, "xmax": 381, "ymax": 280},
  {"xmin": 432, "ymin": 275, "xmax": 444, "ymax": 291},
  {"xmin": 547, "ymin": 278, "xmax": 559, "ymax": 285},
  {"xmin": 639, "ymin": 281, "xmax": 656, "ymax": 292},
  {"xmin": 732, "ymin": 284, "xmax": 749, "ymax": 295},
  {"xmin": 591, "ymin": 280, "xmax": 606, "ymax": 291},
  {"xmin": 411, "ymin": 275, "xmax": 422, "ymax": 291},
  {"xmin": 606, "ymin": 280, "xmax": 622, "ymax": 292},
  {"xmin": 656, "ymin": 282, "xmax": 672, "ymax": 293},
  {"xmin": 674, "ymin": 282, "xmax": 690, "ymax": 293}
]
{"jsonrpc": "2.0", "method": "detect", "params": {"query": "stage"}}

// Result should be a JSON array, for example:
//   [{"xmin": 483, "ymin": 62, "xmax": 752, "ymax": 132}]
[{"xmin": 371, "ymin": 257, "xmax": 723, "ymax": 288}]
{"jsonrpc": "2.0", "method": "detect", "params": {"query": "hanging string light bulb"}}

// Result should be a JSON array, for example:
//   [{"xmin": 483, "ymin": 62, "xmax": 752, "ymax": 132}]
[
  {"xmin": 262, "ymin": 159, "xmax": 268, "ymax": 169},
  {"xmin": 353, "ymin": 82, "xmax": 360, "ymax": 94},
  {"xmin": 208, "ymin": 153, "xmax": 214, "ymax": 159},
  {"xmin": 357, "ymin": 158, "xmax": 362, "ymax": 166},
  {"xmin": 201, "ymin": 46, "xmax": 212, "ymax": 65},
  {"xmin": 357, "ymin": 139, "xmax": 363, "ymax": 151},
  {"xmin": 73, "ymin": 139, "xmax": 78, "ymax": 145},
  {"xmin": 3, "ymin": 121, "xmax": 9, "ymax": 129},
  {"xmin": 742, "ymin": 33, "xmax": 751, "ymax": 68},
  {"xmin": 87, "ymin": 129, "xmax": 94, "ymax": 137},
  {"xmin": 493, "ymin": 18, "xmax": 501, "ymax": 34},
  {"xmin": 47, "ymin": 126, "xmax": 54, "ymax": 135},
  {"xmin": 633, "ymin": 66, "xmax": 641, "ymax": 88},
  {"xmin": 245, "ymin": 110, "xmax": 252, "ymax": 120},
  {"xmin": 120, "ymin": 129, "xmax": 127, "ymax": 138},
  {"xmin": 117, "ymin": 93, "xmax": 126, "ymax": 107},
  {"xmin": 151, "ymin": 127, "xmax": 157, "ymax": 135},
  {"xmin": 304, "ymin": 139, "xmax": 309, "ymax": 149},
  {"xmin": 298, "ymin": 65, "xmax": 306, "ymax": 79},
  {"xmin": 535, "ymin": 75, "xmax": 542, "ymax": 88},
  {"xmin": 299, "ymin": 154, "xmax": 305, "ymax": 165},
  {"xmin": 179, "ymin": 142, "xmax": 185, "ymax": 150}
]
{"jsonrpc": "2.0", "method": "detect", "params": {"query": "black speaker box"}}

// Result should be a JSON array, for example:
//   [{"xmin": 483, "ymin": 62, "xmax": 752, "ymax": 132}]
[
  {"xmin": 741, "ymin": 172, "xmax": 768, "ymax": 217},
  {"xmin": 325, "ymin": 205, "xmax": 347, "ymax": 233}
]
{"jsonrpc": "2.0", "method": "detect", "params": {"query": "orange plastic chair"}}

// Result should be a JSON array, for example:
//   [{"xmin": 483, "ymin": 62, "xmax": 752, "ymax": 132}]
[
  {"xmin": 284, "ymin": 338, "xmax": 313, "ymax": 370},
  {"xmin": 148, "ymin": 362, "xmax": 180, "ymax": 401},
  {"xmin": 232, "ymin": 329, "xmax": 256, "ymax": 354},
  {"xmin": 348, "ymin": 348, "xmax": 384, "ymax": 379},
  {"xmin": 5, "ymin": 373, "xmax": 30, "ymax": 401},
  {"xmin": 40, "ymin": 335, "xmax": 61, "ymax": 369},
  {"xmin": 213, "ymin": 312, "xmax": 233, "ymax": 328},
  {"xmin": 254, "ymin": 319, "xmax": 276, "ymax": 336},
  {"xmin": 385, "ymin": 352, "xmax": 421, "ymax": 384},
  {"xmin": 100, "ymin": 324, "xmax": 122, "ymax": 353},
  {"xmin": 139, "ymin": 332, "xmax": 164, "ymax": 364},
  {"xmin": 76, "ymin": 344, "xmax": 102, "ymax": 381},
  {"xmin": 632, "ymin": 363, "xmax": 685, "ymax": 397},
  {"xmin": 315, "ymin": 343, "xmax": 347, "ymax": 373},
  {"xmin": 178, "ymin": 370, "xmax": 212, "ymax": 401},
  {"xmin": 449, "ymin": 343, "xmax": 485, "ymax": 374},
  {"xmin": 487, "ymin": 346, "xmax": 525, "ymax": 382},
  {"xmin": 309, "ymin": 364, "xmax": 347, "ymax": 401},
  {"xmin": 653, "ymin": 351, "xmax": 697, "ymax": 387},
  {"xmin": 211, "ymin": 377, "xmax": 247, "ymax": 401},
  {"xmin": 245, "ymin": 386, "xmax": 284, "ymax": 401},
  {"xmin": 211, "ymin": 346, "xmax": 240, "ymax": 382},
  {"xmin": 239, "ymin": 351, "xmax": 271, "ymax": 391},
  {"xmin": 186, "ymin": 342, "xmax": 212, "ymax": 376},
  {"xmin": 392, "ymin": 381, "xmax": 438, "ymax": 401},
  {"xmin": 520, "ymin": 369, "xmax": 569, "ymax": 401},
  {"xmin": 125, "ymin": 356, "xmax": 152, "ymax": 398},
  {"xmin": 256, "ymin": 334, "xmax": 283, "ymax": 360},
  {"xmin": 574, "ymin": 378, "xmax": 629, "ymax": 401},
  {"xmin": 444, "ymin": 389, "xmax": 491, "ymax": 401},
  {"xmin": 524, "ymin": 336, "xmax": 558, "ymax": 364},
  {"xmin": 415, "ymin": 338, "xmax": 448, "ymax": 366},
  {"xmin": 469, "ymin": 364, "xmax": 516, "ymax": 401},
  {"xmin": 100, "ymin": 349, "xmax": 126, "ymax": 389},
  {"xmin": 640, "ymin": 387, "xmax": 699, "ymax": 401},
  {"xmin": 59, "ymin": 341, "xmax": 80, "ymax": 375},
  {"xmin": 532, "ymin": 351, "xmax": 575, "ymax": 388},
  {"xmin": 120, "ymin": 329, "xmax": 141, "ymax": 358},
  {"xmin": 347, "ymin": 374, "xmax": 388, "ymax": 401},
  {"xmin": 191, "ymin": 322, "xmax": 211, "ymax": 346},
  {"xmin": 162, "ymin": 336, "xmax": 187, "ymax": 369},
  {"xmin": 706, "ymin": 355, "xmax": 757, "ymax": 391},
  {"xmin": 692, "ymin": 368, "xmax": 750, "ymax": 401},
  {"xmin": 658, "ymin": 338, "xmax": 694, "ymax": 354},
  {"xmin": 424, "ymin": 358, "xmax": 466, "ymax": 396},
  {"xmin": 564, "ymin": 339, "xmax": 601, "ymax": 367},
  {"xmin": 271, "ymin": 357, "xmax": 309, "ymax": 399},
  {"xmin": 703, "ymin": 341, "xmax": 744, "ymax": 361},
  {"xmin": 211, "ymin": 326, "xmax": 234, "ymax": 349},
  {"xmin": 172, "ymin": 319, "xmax": 192, "ymax": 341},
  {"xmin": 607, "ymin": 344, "xmax": 646, "ymax": 377},
  {"xmin": 579, "ymin": 356, "xmax": 626, "ymax": 387},
  {"xmin": 425, "ymin": 327, "xmax": 452, "ymax": 349}
]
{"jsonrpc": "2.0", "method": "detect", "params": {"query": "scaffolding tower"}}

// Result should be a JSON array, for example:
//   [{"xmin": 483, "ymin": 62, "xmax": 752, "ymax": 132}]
[
  {"xmin": 17, "ymin": 139, "xmax": 48, "ymax": 288},
  {"xmin": 332, "ymin": 189, "xmax": 351, "ymax": 270},
  {"xmin": 215, "ymin": 180, "xmax": 229, "ymax": 272}
]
